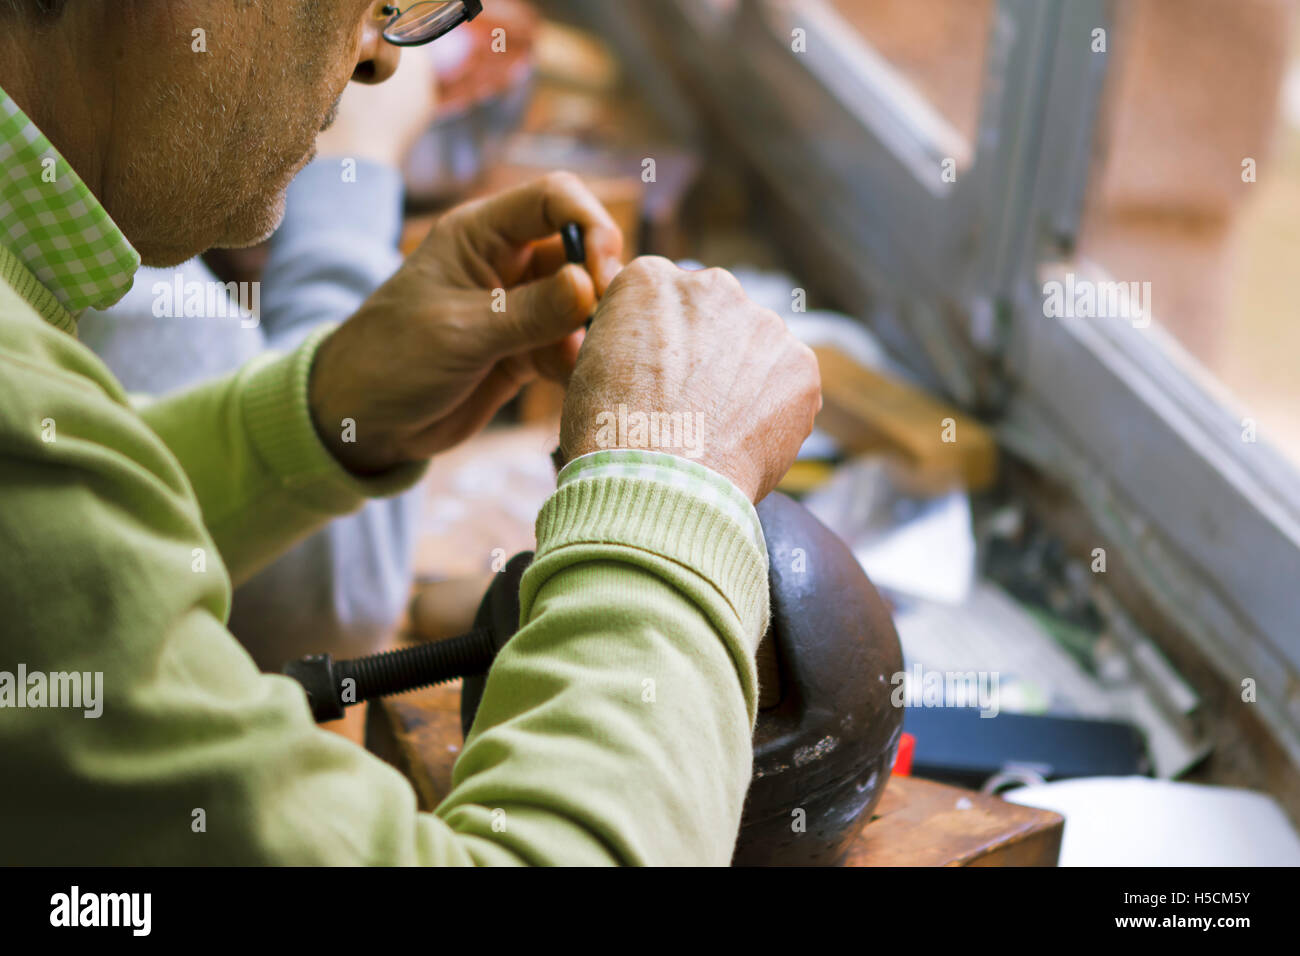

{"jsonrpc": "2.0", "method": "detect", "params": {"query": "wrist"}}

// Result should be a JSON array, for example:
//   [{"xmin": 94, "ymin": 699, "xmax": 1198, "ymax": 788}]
[
  {"xmin": 307, "ymin": 328, "xmax": 397, "ymax": 477},
  {"xmin": 561, "ymin": 426, "xmax": 762, "ymax": 503}
]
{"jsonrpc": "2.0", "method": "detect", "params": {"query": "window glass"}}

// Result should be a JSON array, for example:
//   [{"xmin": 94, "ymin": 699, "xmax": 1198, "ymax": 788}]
[
  {"xmin": 826, "ymin": 0, "xmax": 993, "ymax": 149},
  {"xmin": 1074, "ymin": 2, "xmax": 1300, "ymax": 467}
]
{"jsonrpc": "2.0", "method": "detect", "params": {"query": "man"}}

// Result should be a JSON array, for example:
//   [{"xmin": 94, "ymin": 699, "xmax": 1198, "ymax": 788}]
[{"xmin": 0, "ymin": 0, "xmax": 820, "ymax": 865}]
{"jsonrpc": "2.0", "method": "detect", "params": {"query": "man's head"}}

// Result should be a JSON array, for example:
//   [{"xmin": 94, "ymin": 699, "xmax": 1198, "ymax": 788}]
[{"xmin": 0, "ymin": 0, "xmax": 401, "ymax": 265}]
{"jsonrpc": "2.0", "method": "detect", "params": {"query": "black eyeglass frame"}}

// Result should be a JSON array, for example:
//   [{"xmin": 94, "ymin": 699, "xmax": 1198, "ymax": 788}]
[{"xmin": 380, "ymin": 0, "xmax": 484, "ymax": 48}]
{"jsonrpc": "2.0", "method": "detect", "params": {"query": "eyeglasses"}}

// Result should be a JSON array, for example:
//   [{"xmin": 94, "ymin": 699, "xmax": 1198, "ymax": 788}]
[{"xmin": 380, "ymin": 1, "xmax": 484, "ymax": 47}]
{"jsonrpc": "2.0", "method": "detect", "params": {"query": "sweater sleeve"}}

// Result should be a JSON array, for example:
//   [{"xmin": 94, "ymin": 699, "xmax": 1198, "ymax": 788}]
[
  {"xmin": 0, "ymin": 289, "xmax": 769, "ymax": 865},
  {"xmin": 438, "ymin": 478, "xmax": 769, "ymax": 864}
]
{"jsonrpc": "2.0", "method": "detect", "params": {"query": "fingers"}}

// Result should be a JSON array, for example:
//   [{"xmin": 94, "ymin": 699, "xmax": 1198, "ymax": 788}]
[
  {"xmin": 521, "ymin": 235, "xmax": 619, "ymax": 323},
  {"xmin": 531, "ymin": 330, "xmax": 584, "ymax": 384},
  {"xmin": 487, "ymin": 263, "xmax": 595, "ymax": 356},
  {"xmin": 472, "ymin": 172, "xmax": 624, "ymax": 292},
  {"xmin": 413, "ymin": 355, "xmax": 538, "ymax": 456},
  {"xmin": 557, "ymin": 254, "xmax": 822, "ymax": 503},
  {"xmin": 520, "ymin": 236, "xmax": 571, "ymax": 284}
]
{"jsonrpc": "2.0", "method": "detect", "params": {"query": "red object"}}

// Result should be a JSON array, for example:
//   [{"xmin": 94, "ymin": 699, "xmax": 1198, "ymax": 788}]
[{"xmin": 892, "ymin": 732, "xmax": 915, "ymax": 777}]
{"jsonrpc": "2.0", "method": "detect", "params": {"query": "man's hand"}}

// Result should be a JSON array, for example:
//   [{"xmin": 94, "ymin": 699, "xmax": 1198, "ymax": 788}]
[
  {"xmin": 309, "ymin": 172, "xmax": 624, "ymax": 474},
  {"xmin": 560, "ymin": 257, "xmax": 822, "ymax": 503}
]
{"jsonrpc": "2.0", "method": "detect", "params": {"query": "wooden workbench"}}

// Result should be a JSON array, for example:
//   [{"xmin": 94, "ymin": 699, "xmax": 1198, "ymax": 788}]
[{"xmin": 365, "ymin": 684, "xmax": 1064, "ymax": 866}]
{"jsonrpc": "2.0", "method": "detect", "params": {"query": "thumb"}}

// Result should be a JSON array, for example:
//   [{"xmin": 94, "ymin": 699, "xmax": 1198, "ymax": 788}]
[{"xmin": 488, "ymin": 264, "xmax": 595, "ymax": 356}]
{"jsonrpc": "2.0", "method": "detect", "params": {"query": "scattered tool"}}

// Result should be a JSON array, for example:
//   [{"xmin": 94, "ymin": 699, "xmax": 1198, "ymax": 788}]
[
  {"xmin": 560, "ymin": 221, "xmax": 585, "ymax": 267},
  {"xmin": 560, "ymin": 220, "xmax": 595, "ymax": 333},
  {"xmin": 285, "ymin": 492, "xmax": 904, "ymax": 865},
  {"xmin": 813, "ymin": 345, "xmax": 999, "ymax": 493}
]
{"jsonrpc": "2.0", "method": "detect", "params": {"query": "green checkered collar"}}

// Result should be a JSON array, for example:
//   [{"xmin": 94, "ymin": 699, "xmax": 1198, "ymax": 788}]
[
  {"xmin": 558, "ymin": 449, "xmax": 766, "ymax": 551},
  {"xmin": 0, "ymin": 85, "xmax": 140, "ymax": 317}
]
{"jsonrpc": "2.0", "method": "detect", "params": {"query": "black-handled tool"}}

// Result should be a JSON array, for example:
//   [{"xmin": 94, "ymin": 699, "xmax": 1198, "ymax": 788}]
[
  {"xmin": 560, "ymin": 220, "xmax": 595, "ymax": 332},
  {"xmin": 560, "ymin": 221, "xmax": 585, "ymax": 267}
]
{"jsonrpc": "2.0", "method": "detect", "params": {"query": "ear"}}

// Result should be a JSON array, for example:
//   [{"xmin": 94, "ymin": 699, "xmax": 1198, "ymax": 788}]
[{"xmin": 353, "ymin": 5, "xmax": 401, "ymax": 83}]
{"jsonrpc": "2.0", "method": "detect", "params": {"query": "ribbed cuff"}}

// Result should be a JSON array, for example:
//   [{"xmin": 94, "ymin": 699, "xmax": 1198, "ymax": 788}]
[
  {"xmin": 531, "ymin": 476, "xmax": 771, "ymax": 654},
  {"xmin": 240, "ymin": 323, "xmax": 428, "ymax": 512},
  {"xmin": 558, "ymin": 449, "xmax": 765, "ymax": 551}
]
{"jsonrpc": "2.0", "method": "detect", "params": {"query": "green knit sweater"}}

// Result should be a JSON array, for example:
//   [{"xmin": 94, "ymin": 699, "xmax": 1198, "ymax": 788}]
[{"xmin": 0, "ymin": 244, "xmax": 770, "ymax": 865}]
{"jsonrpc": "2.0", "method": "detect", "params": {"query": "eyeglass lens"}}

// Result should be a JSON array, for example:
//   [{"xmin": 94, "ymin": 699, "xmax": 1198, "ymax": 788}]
[{"xmin": 384, "ymin": 1, "xmax": 473, "ymax": 46}]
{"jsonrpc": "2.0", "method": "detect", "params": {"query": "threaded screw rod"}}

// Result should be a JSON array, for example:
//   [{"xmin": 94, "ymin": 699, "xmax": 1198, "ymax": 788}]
[{"xmin": 284, "ymin": 626, "xmax": 497, "ymax": 723}]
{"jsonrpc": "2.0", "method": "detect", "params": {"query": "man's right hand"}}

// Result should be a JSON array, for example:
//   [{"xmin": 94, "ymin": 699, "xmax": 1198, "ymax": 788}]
[{"xmin": 560, "ymin": 257, "xmax": 822, "ymax": 503}]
